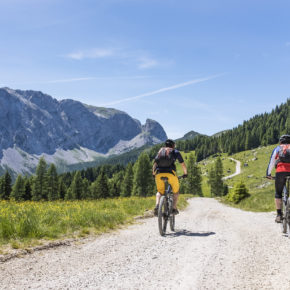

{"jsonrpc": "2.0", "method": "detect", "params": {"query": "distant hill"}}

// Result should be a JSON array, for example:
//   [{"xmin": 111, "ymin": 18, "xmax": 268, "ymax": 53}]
[
  {"xmin": 176, "ymin": 99, "xmax": 289, "ymax": 161},
  {"xmin": 176, "ymin": 130, "xmax": 203, "ymax": 141}
]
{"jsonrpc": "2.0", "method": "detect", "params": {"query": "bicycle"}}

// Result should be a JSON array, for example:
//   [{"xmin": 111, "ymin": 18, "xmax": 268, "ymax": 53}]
[
  {"xmin": 158, "ymin": 176, "xmax": 185, "ymax": 236},
  {"xmin": 267, "ymin": 176, "xmax": 290, "ymax": 236},
  {"xmin": 281, "ymin": 176, "xmax": 290, "ymax": 236}
]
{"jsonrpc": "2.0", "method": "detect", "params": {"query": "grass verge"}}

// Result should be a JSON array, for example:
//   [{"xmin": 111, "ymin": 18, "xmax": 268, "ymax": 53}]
[{"xmin": 0, "ymin": 195, "xmax": 190, "ymax": 250}]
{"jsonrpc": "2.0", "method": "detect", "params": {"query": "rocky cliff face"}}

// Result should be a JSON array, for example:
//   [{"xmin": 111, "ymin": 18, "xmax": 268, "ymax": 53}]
[{"xmin": 0, "ymin": 88, "xmax": 167, "ymax": 175}]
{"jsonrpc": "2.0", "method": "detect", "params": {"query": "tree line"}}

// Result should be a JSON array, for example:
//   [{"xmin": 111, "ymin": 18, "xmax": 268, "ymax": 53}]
[
  {"xmin": 0, "ymin": 152, "xmax": 205, "ymax": 201},
  {"xmin": 175, "ymin": 99, "xmax": 289, "ymax": 161}
]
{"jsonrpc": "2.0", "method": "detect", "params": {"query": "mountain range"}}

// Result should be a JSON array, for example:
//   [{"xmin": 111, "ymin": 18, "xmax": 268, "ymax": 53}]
[{"xmin": 0, "ymin": 88, "xmax": 167, "ymax": 176}]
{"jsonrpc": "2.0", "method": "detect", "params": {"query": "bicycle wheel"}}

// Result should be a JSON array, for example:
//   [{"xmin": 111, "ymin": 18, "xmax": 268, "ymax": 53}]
[
  {"xmin": 282, "ymin": 202, "xmax": 287, "ymax": 234},
  {"xmin": 286, "ymin": 198, "xmax": 290, "ymax": 238},
  {"xmin": 169, "ymin": 199, "xmax": 175, "ymax": 231},
  {"xmin": 158, "ymin": 196, "xmax": 168, "ymax": 236}
]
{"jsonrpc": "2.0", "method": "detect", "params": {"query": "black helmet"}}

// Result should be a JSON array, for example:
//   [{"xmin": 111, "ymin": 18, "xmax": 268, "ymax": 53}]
[
  {"xmin": 165, "ymin": 139, "xmax": 175, "ymax": 148},
  {"xmin": 279, "ymin": 135, "xmax": 290, "ymax": 144}
]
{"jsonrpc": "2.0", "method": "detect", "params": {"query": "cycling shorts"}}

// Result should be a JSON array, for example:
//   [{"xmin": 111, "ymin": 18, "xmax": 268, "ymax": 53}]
[
  {"xmin": 275, "ymin": 172, "xmax": 290, "ymax": 198},
  {"xmin": 155, "ymin": 171, "xmax": 179, "ymax": 194}
]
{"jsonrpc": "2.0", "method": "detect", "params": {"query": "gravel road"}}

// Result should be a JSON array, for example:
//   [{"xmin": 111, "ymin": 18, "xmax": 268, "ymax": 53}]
[
  {"xmin": 223, "ymin": 158, "xmax": 241, "ymax": 180},
  {"xmin": 1, "ymin": 198, "xmax": 290, "ymax": 290}
]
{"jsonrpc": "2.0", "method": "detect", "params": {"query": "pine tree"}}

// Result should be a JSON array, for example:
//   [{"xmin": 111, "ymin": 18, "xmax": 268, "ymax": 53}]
[
  {"xmin": 10, "ymin": 175, "xmax": 25, "ymax": 201},
  {"xmin": 58, "ymin": 176, "xmax": 67, "ymax": 199},
  {"xmin": 70, "ymin": 171, "xmax": 83, "ymax": 200},
  {"xmin": 46, "ymin": 164, "xmax": 59, "ymax": 200},
  {"xmin": 132, "ymin": 153, "xmax": 154, "ymax": 197},
  {"xmin": 186, "ymin": 153, "xmax": 203, "ymax": 196},
  {"xmin": 81, "ymin": 178, "xmax": 90, "ymax": 199},
  {"xmin": 90, "ymin": 170, "xmax": 110, "ymax": 199},
  {"xmin": 23, "ymin": 176, "xmax": 32, "ymax": 200},
  {"xmin": 0, "ymin": 171, "xmax": 12, "ymax": 200},
  {"xmin": 109, "ymin": 171, "xmax": 124, "ymax": 197},
  {"xmin": 32, "ymin": 157, "xmax": 48, "ymax": 201},
  {"xmin": 208, "ymin": 157, "xmax": 224, "ymax": 196},
  {"xmin": 120, "ymin": 163, "xmax": 133, "ymax": 197}
]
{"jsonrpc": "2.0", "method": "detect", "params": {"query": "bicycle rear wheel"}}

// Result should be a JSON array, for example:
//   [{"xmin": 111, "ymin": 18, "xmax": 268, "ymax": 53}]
[
  {"xmin": 169, "ymin": 199, "xmax": 175, "ymax": 231},
  {"xmin": 158, "ymin": 196, "xmax": 168, "ymax": 236}
]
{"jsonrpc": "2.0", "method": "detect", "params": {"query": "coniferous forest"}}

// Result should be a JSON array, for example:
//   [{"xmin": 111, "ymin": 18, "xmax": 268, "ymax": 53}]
[{"xmin": 0, "ymin": 99, "xmax": 288, "ymax": 201}]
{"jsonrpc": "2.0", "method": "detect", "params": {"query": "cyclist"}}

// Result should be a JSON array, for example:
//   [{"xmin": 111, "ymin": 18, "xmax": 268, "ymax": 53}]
[
  {"xmin": 152, "ymin": 139, "xmax": 187, "ymax": 216},
  {"xmin": 266, "ymin": 134, "xmax": 290, "ymax": 223}
]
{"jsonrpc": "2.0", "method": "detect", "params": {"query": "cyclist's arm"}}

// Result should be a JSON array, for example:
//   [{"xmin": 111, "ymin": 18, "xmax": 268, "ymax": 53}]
[
  {"xmin": 266, "ymin": 146, "xmax": 279, "ymax": 177},
  {"xmin": 181, "ymin": 162, "xmax": 187, "ymax": 175},
  {"xmin": 152, "ymin": 162, "xmax": 157, "ymax": 175}
]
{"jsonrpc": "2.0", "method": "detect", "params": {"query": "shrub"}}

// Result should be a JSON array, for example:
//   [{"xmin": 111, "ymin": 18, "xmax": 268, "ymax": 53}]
[{"xmin": 227, "ymin": 181, "xmax": 250, "ymax": 204}]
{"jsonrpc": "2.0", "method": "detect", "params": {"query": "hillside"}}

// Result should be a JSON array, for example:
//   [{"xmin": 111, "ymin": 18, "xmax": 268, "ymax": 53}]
[
  {"xmin": 175, "ymin": 99, "xmax": 289, "ymax": 161},
  {"xmin": 182, "ymin": 144, "xmax": 277, "ymax": 212}
]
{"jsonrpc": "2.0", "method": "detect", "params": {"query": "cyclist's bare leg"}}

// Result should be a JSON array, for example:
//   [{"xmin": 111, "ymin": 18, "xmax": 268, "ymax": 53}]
[
  {"xmin": 156, "ymin": 192, "xmax": 161, "ymax": 206},
  {"xmin": 275, "ymin": 198, "xmax": 282, "ymax": 210},
  {"xmin": 173, "ymin": 192, "xmax": 179, "ymax": 209}
]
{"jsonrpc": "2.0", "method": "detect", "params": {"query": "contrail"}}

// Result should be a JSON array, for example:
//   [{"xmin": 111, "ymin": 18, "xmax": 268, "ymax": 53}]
[{"xmin": 102, "ymin": 74, "xmax": 223, "ymax": 106}]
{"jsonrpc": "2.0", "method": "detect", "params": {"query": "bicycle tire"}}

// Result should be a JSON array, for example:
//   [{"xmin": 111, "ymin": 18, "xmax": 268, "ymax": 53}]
[
  {"xmin": 282, "ymin": 201, "xmax": 287, "ymax": 234},
  {"xmin": 286, "ymin": 198, "xmax": 290, "ymax": 238},
  {"xmin": 169, "ymin": 198, "xmax": 175, "ymax": 231},
  {"xmin": 158, "ymin": 196, "xmax": 168, "ymax": 236}
]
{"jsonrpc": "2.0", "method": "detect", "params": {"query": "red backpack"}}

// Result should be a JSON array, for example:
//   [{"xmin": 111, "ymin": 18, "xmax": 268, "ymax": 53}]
[{"xmin": 155, "ymin": 147, "xmax": 175, "ymax": 167}]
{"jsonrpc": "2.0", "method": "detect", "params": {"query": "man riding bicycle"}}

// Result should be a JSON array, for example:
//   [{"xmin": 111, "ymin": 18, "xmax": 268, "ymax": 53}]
[
  {"xmin": 266, "ymin": 134, "xmax": 290, "ymax": 223},
  {"xmin": 152, "ymin": 139, "xmax": 187, "ymax": 216}
]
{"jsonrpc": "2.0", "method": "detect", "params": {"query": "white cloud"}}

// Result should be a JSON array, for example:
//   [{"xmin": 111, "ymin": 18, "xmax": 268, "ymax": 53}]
[
  {"xmin": 64, "ymin": 47, "xmax": 162, "ymax": 70},
  {"xmin": 138, "ymin": 57, "xmax": 158, "ymax": 69},
  {"xmin": 65, "ymin": 48, "xmax": 114, "ymax": 60},
  {"xmin": 101, "ymin": 74, "xmax": 224, "ymax": 106}
]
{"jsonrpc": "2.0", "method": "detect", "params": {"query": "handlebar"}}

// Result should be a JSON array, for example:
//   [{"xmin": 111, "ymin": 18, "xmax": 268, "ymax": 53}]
[{"xmin": 178, "ymin": 175, "xmax": 187, "ymax": 179}]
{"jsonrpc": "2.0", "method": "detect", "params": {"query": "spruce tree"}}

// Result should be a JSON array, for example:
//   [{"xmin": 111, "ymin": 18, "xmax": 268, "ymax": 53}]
[
  {"xmin": 32, "ymin": 157, "xmax": 48, "ymax": 201},
  {"xmin": 81, "ymin": 178, "xmax": 90, "ymax": 199},
  {"xmin": 208, "ymin": 157, "xmax": 224, "ymax": 196},
  {"xmin": 0, "ymin": 171, "xmax": 12, "ymax": 200},
  {"xmin": 120, "ymin": 163, "xmax": 133, "ymax": 197},
  {"xmin": 24, "ymin": 176, "xmax": 32, "ymax": 200},
  {"xmin": 70, "ymin": 171, "xmax": 83, "ymax": 200},
  {"xmin": 10, "ymin": 175, "xmax": 25, "ymax": 201},
  {"xmin": 186, "ymin": 153, "xmax": 203, "ymax": 196},
  {"xmin": 58, "ymin": 177, "xmax": 67, "ymax": 200},
  {"xmin": 109, "ymin": 171, "xmax": 124, "ymax": 197},
  {"xmin": 132, "ymin": 153, "xmax": 154, "ymax": 197},
  {"xmin": 46, "ymin": 164, "xmax": 59, "ymax": 201},
  {"xmin": 90, "ymin": 170, "xmax": 109, "ymax": 199}
]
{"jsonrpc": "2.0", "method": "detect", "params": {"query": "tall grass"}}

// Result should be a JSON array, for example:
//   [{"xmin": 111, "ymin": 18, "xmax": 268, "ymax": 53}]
[{"xmin": 0, "ymin": 195, "xmax": 189, "ymax": 246}]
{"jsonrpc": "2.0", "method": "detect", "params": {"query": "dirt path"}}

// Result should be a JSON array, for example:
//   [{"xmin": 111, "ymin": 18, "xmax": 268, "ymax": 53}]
[
  {"xmin": 223, "ymin": 158, "xmax": 241, "ymax": 180},
  {"xmin": 1, "ymin": 198, "xmax": 290, "ymax": 290}
]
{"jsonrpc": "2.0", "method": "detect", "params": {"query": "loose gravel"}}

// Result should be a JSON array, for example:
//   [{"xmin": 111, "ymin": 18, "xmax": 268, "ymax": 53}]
[{"xmin": 1, "ymin": 198, "xmax": 290, "ymax": 290}]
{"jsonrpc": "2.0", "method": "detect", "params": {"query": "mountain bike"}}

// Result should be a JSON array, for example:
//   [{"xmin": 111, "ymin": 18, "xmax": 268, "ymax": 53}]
[
  {"xmin": 158, "ymin": 176, "xmax": 185, "ymax": 236},
  {"xmin": 267, "ymin": 176, "xmax": 290, "ymax": 236},
  {"xmin": 281, "ymin": 176, "xmax": 290, "ymax": 236}
]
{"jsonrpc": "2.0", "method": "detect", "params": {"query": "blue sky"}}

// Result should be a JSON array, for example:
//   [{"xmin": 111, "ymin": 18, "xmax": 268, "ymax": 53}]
[{"xmin": 0, "ymin": 0, "xmax": 290, "ymax": 139}]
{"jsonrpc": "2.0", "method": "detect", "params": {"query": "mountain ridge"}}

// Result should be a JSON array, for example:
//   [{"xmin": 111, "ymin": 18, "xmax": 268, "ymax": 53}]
[{"xmin": 0, "ymin": 87, "xmax": 167, "ymax": 176}]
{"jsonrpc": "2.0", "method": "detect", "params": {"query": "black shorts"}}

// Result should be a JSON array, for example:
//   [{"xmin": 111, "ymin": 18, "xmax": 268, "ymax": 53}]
[{"xmin": 275, "ymin": 172, "xmax": 290, "ymax": 198}]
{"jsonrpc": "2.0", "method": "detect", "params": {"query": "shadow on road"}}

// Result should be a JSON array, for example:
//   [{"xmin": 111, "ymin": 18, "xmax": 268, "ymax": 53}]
[{"xmin": 166, "ymin": 230, "xmax": 216, "ymax": 237}]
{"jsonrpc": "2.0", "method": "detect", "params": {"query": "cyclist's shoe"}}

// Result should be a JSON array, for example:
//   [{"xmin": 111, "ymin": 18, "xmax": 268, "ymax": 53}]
[
  {"xmin": 172, "ymin": 208, "xmax": 179, "ymax": 215},
  {"xmin": 154, "ymin": 205, "xmax": 159, "ymax": 216},
  {"xmin": 275, "ymin": 214, "xmax": 283, "ymax": 223}
]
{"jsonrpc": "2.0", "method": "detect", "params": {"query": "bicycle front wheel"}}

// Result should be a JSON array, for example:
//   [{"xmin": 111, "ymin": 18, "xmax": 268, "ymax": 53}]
[
  {"xmin": 158, "ymin": 196, "xmax": 168, "ymax": 236},
  {"xmin": 282, "ymin": 200, "xmax": 288, "ymax": 234},
  {"xmin": 286, "ymin": 198, "xmax": 290, "ymax": 238}
]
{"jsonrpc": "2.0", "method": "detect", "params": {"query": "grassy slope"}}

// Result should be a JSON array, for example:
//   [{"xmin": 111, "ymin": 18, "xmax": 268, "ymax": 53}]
[{"xmin": 176, "ymin": 145, "xmax": 277, "ymax": 212}]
